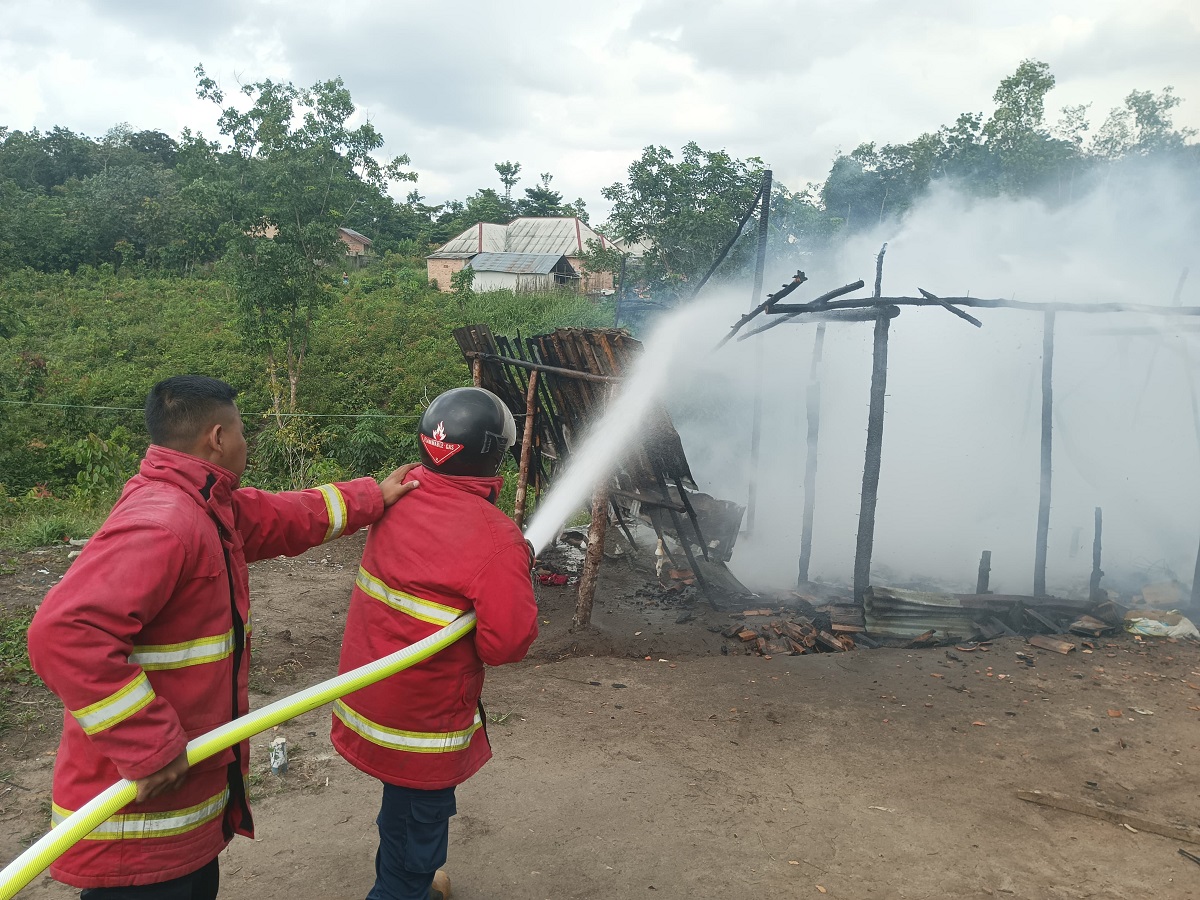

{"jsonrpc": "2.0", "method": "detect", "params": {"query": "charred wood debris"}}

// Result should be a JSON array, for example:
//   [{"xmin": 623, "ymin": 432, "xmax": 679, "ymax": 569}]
[{"xmin": 454, "ymin": 324, "xmax": 745, "ymax": 619}]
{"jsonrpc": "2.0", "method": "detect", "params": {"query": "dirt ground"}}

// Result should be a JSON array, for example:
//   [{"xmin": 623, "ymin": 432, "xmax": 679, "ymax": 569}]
[{"xmin": 2, "ymin": 533, "xmax": 1199, "ymax": 899}]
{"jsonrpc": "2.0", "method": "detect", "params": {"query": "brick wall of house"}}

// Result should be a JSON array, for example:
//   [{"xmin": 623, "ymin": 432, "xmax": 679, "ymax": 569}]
[{"xmin": 427, "ymin": 258, "xmax": 467, "ymax": 291}]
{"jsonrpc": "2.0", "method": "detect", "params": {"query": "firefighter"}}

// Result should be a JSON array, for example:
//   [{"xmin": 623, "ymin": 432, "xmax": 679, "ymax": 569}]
[
  {"xmin": 332, "ymin": 387, "xmax": 539, "ymax": 900},
  {"xmin": 27, "ymin": 375, "xmax": 421, "ymax": 899}
]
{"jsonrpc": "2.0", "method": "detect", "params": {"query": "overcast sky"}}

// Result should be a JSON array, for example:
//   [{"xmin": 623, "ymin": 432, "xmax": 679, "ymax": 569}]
[{"xmin": 2, "ymin": 0, "xmax": 1197, "ymax": 218}]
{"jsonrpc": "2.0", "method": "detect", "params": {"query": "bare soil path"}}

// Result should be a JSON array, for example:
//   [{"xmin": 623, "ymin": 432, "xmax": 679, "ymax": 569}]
[{"xmin": 2, "ymin": 536, "xmax": 1198, "ymax": 899}]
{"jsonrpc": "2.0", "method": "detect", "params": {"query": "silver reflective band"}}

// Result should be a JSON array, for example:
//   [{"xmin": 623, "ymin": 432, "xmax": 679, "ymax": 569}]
[
  {"xmin": 334, "ymin": 700, "xmax": 482, "ymax": 753},
  {"xmin": 317, "ymin": 484, "xmax": 347, "ymax": 542},
  {"xmin": 52, "ymin": 788, "xmax": 229, "ymax": 840},
  {"xmin": 129, "ymin": 629, "xmax": 235, "ymax": 671},
  {"xmin": 70, "ymin": 672, "xmax": 155, "ymax": 735},
  {"xmin": 355, "ymin": 567, "xmax": 461, "ymax": 626}
]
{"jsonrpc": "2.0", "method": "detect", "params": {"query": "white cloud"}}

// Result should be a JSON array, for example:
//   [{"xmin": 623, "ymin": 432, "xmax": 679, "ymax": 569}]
[{"xmin": 1, "ymin": 0, "xmax": 1197, "ymax": 216}]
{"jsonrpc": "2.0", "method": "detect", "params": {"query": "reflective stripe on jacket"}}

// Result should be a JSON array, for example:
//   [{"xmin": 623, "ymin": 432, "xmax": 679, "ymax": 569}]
[
  {"xmin": 332, "ymin": 466, "xmax": 538, "ymax": 789},
  {"xmin": 28, "ymin": 446, "xmax": 384, "ymax": 889}
]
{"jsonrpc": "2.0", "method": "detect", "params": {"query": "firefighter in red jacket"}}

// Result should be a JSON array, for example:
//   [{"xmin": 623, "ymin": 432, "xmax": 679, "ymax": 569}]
[
  {"xmin": 333, "ymin": 387, "xmax": 538, "ymax": 900},
  {"xmin": 27, "ymin": 375, "xmax": 420, "ymax": 899}
]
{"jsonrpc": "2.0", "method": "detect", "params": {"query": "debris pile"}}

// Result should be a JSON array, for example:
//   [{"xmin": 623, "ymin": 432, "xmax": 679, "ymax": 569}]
[
  {"xmin": 863, "ymin": 586, "xmax": 1129, "ymax": 642},
  {"xmin": 722, "ymin": 600, "xmax": 873, "ymax": 657}
]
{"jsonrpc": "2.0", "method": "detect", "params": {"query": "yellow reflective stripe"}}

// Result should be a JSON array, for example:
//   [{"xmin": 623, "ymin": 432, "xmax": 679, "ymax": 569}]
[
  {"xmin": 317, "ymin": 483, "xmax": 347, "ymax": 542},
  {"xmin": 70, "ymin": 672, "xmax": 155, "ymax": 735},
  {"xmin": 334, "ymin": 700, "xmax": 481, "ymax": 753},
  {"xmin": 355, "ymin": 567, "xmax": 462, "ymax": 626},
  {"xmin": 128, "ymin": 629, "xmax": 234, "ymax": 671},
  {"xmin": 52, "ymin": 787, "xmax": 228, "ymax": 840}
]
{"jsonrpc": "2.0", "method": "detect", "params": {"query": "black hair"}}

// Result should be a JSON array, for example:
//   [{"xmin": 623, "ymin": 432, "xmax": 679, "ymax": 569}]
[{"xmin": 144, "ymin": 376, "xmax": 239, "ymax": 446}]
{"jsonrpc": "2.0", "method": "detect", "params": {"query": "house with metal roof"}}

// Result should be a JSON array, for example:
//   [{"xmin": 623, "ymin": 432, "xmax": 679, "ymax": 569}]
[
  {"xmin": 337, "ymin": 226, "xmax": 372, "ymax": 263},
  {"xmin": 466, "ymin": 252, "xmax": 579, "ymax": 293},
  {"xmin": 427, "ymin": 217, "xmax": 614, "ymax": 293}
]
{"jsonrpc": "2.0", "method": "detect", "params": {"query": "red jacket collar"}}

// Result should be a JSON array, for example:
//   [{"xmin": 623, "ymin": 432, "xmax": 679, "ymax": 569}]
[
  {"xmin": 139, "ymin": 445, "xmax": 238, "ymax": 525},
  {"xmin": 411, "ymin": 466, "xmax": 504, "ymax": 504}
]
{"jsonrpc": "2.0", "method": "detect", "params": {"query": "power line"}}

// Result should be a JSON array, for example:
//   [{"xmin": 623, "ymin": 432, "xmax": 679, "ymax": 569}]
[{"xmin": 0, "ymin": 398, "xmax": 420, "ymax": 419}]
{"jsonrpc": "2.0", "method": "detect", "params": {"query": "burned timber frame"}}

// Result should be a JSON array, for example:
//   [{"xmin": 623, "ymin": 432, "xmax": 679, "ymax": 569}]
[
  {"xmin": 726, "ymin": 250, "xmax": 1200, "ymax": 606},
  {"xmin": 454, "ymin": 325, "xmax": 746, "ymax": 621}
]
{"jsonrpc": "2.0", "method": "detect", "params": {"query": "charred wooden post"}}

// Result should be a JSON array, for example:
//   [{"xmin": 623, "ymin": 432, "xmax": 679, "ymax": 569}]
[
  {"xmin": 688, "ymin": 183, "xmax": 765, "ymax": 301},
  {"xmin": 745, "ymin": 170, "xmax": 772, "ymax": 535},
  {"xmin": 513, "ymin": 371, "xmax": 539, "ymax": 530},
  {"xmin": 976, "ymin": 550, "xmax": 992, "ymax": 594},
  {"xmin": 1090, "ymin": 507, "xmax": 1104, "ymax": 602},
  {"xmin": 797, "ymin": 323, "xmax": 826, "ymax": 585},
  {"xmin": 853, "ymin": 311, "xmax": 893, "ymax": 605},
  {"xmin": 1193, "ymin": 534, "xmax": 1200, "ymax": 609},
  {"xmin": 1034, "ymin": 310, "xmax": 1056, "ymax": 597},
  {"xmin": 472, "ymin": 357, "xmax": 482, "ymax": 387},
  {"xmin": 574, "ymin": 482, "xmax": 610, "ymax": 629},
  {"xmin": 614, "ymin": 255, "xmax": 628, "ymax": 328}
]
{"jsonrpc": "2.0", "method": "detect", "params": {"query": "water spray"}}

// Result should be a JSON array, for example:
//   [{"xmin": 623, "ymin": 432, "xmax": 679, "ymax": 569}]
[{"xmin": 0, "ymin": 307, "xmax": 708, "ymax": 899}]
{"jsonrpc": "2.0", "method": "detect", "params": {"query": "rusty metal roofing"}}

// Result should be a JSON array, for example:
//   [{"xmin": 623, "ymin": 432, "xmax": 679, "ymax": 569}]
[
  {"xmin": 430, "ymin": 217, "xmax": 611, "ymax": 259},
  {"xmin": 467, "ymin": 253, "xmax": 570, "ymax": 275}
]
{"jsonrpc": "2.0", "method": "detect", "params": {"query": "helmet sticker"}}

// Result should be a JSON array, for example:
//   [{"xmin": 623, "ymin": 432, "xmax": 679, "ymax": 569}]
[{"xmin": 421, "ymin": 421, "xmax": 465, "ymax": 465}]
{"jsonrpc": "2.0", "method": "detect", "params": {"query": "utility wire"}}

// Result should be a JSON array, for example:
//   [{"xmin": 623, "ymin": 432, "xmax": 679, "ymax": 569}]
[{"xmin": 0, "ymin": 398, "xmax": 420, "ymax": 419}]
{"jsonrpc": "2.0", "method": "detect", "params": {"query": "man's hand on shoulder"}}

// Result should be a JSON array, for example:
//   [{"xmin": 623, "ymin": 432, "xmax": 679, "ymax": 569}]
[
  {"xmin": 379, "ymin": 463, "xmax": 421, "ymax": 507},
  {"xmin": 135, "ymin": 749, "xmax": 189, "ymax": 804}
]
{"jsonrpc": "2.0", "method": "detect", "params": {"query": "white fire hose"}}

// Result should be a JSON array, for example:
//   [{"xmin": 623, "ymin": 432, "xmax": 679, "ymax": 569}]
[{"xmin": 0, "ymin": 612, "xmax": 478, "ymax": 899}]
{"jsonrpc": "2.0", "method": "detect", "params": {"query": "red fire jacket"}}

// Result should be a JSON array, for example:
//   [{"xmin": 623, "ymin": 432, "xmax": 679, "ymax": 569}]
[
  {"xmin": 27, "ymin": 445, "xmax": 384, "ymax": 889},
  {"xmin": 331, "ymin": 467, "xmax": 537, "ymax": 789}
]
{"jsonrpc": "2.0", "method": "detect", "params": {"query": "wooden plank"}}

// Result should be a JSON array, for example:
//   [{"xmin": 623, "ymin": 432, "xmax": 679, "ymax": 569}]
[
  {"xmin": 1028, "ymin": 634, "xmax": 1076, "ymax": 654},
  {"xmin": 1017, "ymin": 790, "xmax": 1200, "ymax": 845},
  {"xmin": 816, "ymin": 631, "xmax": 846, "ymax": 652}
]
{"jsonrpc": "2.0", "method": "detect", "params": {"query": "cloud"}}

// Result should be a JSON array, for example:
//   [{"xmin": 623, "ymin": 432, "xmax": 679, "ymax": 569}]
[{"xmin": 1, "ymin": 0, "xmax": 1198, "ymax": 215}]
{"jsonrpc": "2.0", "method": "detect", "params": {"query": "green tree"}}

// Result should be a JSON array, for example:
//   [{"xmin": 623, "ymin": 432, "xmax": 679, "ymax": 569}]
[
  {"xmin": 601, "ymin": 142, "xmax": 765, "ymax": 300},
  {"xmin": 495, "ymin": 160, "xmax": 522, "ymax": 205},
  {"xmin": 517, "ymin": 172, "xmax": 566, "ymax": 217},
  {"xmin": 196, "ymin": 64, "xmax": 415, "ymax": 416}
]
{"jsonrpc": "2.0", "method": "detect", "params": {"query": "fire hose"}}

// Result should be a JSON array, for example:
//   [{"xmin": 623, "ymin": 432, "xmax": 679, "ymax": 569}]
[{"xmin": 0, "ymin": 611, "xmax": 479, "ymax": 900}]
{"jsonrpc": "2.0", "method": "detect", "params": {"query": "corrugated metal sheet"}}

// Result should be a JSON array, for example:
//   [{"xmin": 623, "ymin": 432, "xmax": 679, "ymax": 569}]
[
  {"xmin": 467, "ymin": 253, "xmax": 569, "ymax": 275},
  {"xmin": 337, "ymin": 227, "xmax": 372, "ymax": 245},
  {"xmin": 429, "ymin": 217, "xmax": 611, "ymax": 259},
  {"xmin": 429, "ymin": 222, "xmax": 508, "ymax": 258},
  {"xmin": 864, "ymin": 587, "xmax": 1095, "ymax": 639}
]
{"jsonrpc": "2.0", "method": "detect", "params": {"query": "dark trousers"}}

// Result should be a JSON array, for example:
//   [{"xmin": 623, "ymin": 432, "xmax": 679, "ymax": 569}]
[
  {"xmin": 367, "ymin": 783, "xmax": 457, "ymax": 900},
  {"xmin": 80, "ymin": 858, "xmax": 219, "ymax": 900}
]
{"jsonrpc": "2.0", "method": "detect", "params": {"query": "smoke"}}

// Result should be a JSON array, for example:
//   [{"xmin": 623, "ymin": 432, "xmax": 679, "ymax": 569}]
[{"xmin": 667, "ymin": 160, "xmax": 1200, "ymax": 597}]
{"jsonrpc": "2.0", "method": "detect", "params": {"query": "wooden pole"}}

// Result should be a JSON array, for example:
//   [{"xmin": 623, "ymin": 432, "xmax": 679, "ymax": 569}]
[
  {"xmin": 573, "ymin": 482, "xmax": 610, "ymax": 629},
  {"xmin": 1089, "ymin": 507, "xmax": 1104, "ymax": 602},
  {"xmin": 613, "ymin": 255, "xmax": 627, "ymax": 328},
  {"xmin": 745, "ymin": 169, "xmax": 772, "ymax": 536},
  {"xmin": 471, "ymin": 357, "xmax": 482, "ymax": 387},
  {"xmin": 1034, "ymin": 310, "xmax": 1055, "ymax": 597},
  {"xmin": 853, "ymin": 312, "xmax": 892, "ymax": 605},
  {"xmin": 512, "ymin": 371, "xmax": 539, "ymax": 530},
  {"xmin": 976, "ymin": 550, "xmax": 992, "ymax": 594},
  {"xmin": 797, "ymin": 323, "xmax": 826, "ymax": 585}
]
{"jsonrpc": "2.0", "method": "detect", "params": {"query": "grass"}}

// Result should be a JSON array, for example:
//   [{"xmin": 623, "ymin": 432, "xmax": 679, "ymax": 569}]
[
  {"xmin": 0, "ymin": 606, "xmax": 35, "ymax": 685},
  {"xmin": 0, "ymin": 605, "xmax": 48, "ymax": 735},
  {"xmin": 0, "ymin": 500, "xmax": 106, "ymax": 551}
]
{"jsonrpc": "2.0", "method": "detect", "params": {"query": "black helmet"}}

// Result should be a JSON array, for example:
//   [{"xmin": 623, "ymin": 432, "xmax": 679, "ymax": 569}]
[{"xmin": 418, "ymin": 387, "xmax": 517, "ymax": 477}]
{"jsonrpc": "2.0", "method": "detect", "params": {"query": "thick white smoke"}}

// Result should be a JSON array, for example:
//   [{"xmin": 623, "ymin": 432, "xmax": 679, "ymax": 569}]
[{"xmin": 668, "ymin": 162, "xmax": 1200, "ymax": 597}]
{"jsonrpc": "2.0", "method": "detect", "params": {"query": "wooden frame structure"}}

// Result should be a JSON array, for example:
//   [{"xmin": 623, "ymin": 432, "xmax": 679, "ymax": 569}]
[{"xmin": 726, "ymin": 251, "xmax": 1200, "ymax": 606}]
